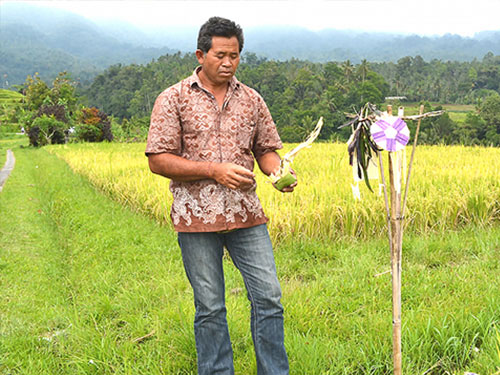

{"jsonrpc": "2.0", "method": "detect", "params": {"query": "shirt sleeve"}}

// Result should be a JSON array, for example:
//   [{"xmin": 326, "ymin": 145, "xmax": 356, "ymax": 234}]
[
  {"xmin": 251, "ymin": 92, "xmax": 283, "ymax": 159},
  {"xmin": 145, "ymin": 86, "xmax": 182, "ymax": 156}
]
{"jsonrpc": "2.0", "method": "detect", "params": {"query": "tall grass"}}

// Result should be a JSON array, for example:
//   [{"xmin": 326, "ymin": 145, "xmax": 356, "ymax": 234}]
[{"xmin": 47, "ymin": 142, "xmax": 500, "ymax": 243}]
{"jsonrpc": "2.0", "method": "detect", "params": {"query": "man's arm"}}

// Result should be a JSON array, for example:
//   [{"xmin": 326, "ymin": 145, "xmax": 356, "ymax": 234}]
[
  {"xmin": 148, "ymin": 153, "xmax": 256, "ymax": 190},
  {"xmin": 256, "ymin": 151, "xmax": 297, "ymax": 193}
]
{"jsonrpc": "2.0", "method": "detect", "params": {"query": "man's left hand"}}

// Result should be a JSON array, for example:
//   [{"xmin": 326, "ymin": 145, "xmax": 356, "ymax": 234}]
[{"xmin": 273, "ymin": 168, "xmax": 297, "ymax": 193}]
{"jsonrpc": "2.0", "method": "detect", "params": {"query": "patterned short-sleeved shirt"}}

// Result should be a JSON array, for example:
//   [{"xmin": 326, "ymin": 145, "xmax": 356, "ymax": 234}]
[{"xmin": 146, "ymin": 67, "xmax": 283, "ymax": 232}]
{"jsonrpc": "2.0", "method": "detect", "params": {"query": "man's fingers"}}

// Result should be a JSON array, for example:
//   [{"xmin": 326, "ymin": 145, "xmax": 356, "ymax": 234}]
[
  {"xmin": 212, "ymin": 162, "xmax": 255, "ymax": 190},
  {"xmin": 232, "ymin": 164, "xmax": 255, "ymax": 179}
]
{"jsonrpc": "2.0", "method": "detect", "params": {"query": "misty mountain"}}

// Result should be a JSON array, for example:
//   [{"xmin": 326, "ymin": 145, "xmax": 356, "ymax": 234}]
[
  {"xmin": 0, "ymin": 2, "xmax": 174, "ymax": 85},
  {"xmin": 1, "ymin": 2, "xmax": 500, "ymax": 86}
]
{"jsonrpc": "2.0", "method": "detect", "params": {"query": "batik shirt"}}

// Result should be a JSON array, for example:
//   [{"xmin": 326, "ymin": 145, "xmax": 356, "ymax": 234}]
[{"xmin": 145, "ymin": 67, "xmax": 282, "ymax": 232}]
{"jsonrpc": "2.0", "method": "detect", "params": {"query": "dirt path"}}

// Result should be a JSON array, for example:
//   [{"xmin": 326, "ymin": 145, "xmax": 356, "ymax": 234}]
[{"xmin": 0, "ymin": 149, "xmax": 15, "ymax": 192}]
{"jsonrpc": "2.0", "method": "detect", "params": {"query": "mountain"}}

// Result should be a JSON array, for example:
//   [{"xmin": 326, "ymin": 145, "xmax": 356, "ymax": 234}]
[
  {"xmin": 0, "ymin": 2, "xmax": 174, "ymax": 85},
  {"xmin": 1, "ymin": 2, "xmax": 500, "ymax": 86},
  {"xmin": 133, "ymin": 25, "xmax": 500, "ymax": 63}
]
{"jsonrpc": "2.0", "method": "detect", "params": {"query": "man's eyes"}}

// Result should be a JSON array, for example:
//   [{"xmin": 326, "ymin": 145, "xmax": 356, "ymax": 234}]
[{"xmin": 215, "ymin": 54, "xmax": 238, "ymax": 59}]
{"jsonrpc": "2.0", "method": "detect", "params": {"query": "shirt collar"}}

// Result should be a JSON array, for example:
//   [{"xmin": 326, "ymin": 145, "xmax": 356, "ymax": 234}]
[{"xmin": 189, "ymin": 66, "xmax": 240, "ymax": 92}]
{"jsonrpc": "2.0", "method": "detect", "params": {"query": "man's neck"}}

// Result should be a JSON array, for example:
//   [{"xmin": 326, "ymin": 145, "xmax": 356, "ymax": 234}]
[{"xmin": 198, "ymin": 69, "xmax": 230, "ymax": 107}]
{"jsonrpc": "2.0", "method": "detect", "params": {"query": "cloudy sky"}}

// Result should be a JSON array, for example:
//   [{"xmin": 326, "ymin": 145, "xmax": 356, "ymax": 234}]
[{"xmin": 6, "ymin": 0, "xmax": 500, "ymax": 36}]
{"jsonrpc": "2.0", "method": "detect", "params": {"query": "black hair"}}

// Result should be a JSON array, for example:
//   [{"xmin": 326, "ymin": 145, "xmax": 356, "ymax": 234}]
[{"xmin": 197, "ymin": 17, "xmax": 244, "ymax": 53}]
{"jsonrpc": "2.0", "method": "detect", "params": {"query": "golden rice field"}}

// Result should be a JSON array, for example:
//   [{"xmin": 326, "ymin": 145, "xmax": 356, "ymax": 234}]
[{"xmin": 46, "ymin": 142, "xmax": 500, "ymax": 242}]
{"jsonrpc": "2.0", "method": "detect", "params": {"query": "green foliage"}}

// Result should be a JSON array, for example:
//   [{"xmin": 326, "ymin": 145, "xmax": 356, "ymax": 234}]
[
  {"xmin": 116, "ymin": 116, "xmax": 150, "ymax": 142},
  {"xmin": 371, "ymin": 53, "xmax": 500, "ymax": 104},
  {"xmin": 74, "ymin": 107, "xmax": 113, "ymax": 143},
  {"xmin": 0, "ymin": 89, "xmax": 24, "ymax": 132},
  {"xmin": 85, "ymin": 54, "xmax": 392, "ymax": 142},
  {"xmin": 19, "ymin": 73, "xmax": 118, "ymax": 145},
  {"xmin": 28, "ymin": 115, "xmax": 67, "ymax": 146},
  {"xmin": 0, "ymin": 124, "xmax": 21, "ymax": 134},
  {"xmin": 20, "ymin": 72, "xmax": 80, "ymax": 147},
  {"xmin": 83, "ymin": 53, "xmax": 500, "ymax": 145},
  {"xmin": 23, "ymin": 73, "xmax": 51, "ymax": 111},
  {"xmin": 455, "ymin": 112, "xmax": 486, "ymax": 145},
  {"xmin": 37, "ymin": 104, "xmax": 68, "ymax": 123},
  {"xmin": 85, "ymin": 53, "xmax": 198, "ymax": 119},
  {"xmin": 479, "ymin": 93, "xmax": 500, "ymax": 146},
  {"xmin": 23, "ymin": 72, "xmax": 78, "ymax": 114}
]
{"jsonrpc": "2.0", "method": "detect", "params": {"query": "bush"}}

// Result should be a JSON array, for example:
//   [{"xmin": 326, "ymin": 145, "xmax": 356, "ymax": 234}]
[
  {"xmin": 28, "ymin": 115, "xmax": 67, "ymax": 147},
  {"xmin": 118, "ymin": 116, "xmax": 149, "ymax": 142},
  {"xmin": 75, "ymin": 107, "xmax": 113, "ymax": 142}
]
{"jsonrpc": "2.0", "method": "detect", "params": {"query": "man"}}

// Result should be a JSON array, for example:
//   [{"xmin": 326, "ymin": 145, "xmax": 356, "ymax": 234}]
[{"xmin": 146, "ymin": 16, "xmax": 294, "ymax": 375}]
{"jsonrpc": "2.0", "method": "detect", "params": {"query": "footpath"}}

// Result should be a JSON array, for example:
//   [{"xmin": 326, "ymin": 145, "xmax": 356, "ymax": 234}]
[{"xmin": 0, "ymin": 149, "xmax": 15, "ymax": 192}]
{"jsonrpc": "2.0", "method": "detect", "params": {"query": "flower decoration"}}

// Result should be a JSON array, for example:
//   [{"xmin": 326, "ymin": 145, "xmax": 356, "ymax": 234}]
[{"xmin": 370, "ymin": 117, "xmax": 410, "ymax": 152}]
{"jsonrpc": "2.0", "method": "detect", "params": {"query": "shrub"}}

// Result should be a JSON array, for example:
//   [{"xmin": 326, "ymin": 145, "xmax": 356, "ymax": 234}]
[
  {"xmin": 75, "ymin": 107, "xmax": 113, "ymax": 142},
  {"xmin": 118, "ymin": 115, "xmax": 149, "ymax": 142},
  {"xmin": 28, "ymin": 115, "xmax": 67, "ymax": 147}
]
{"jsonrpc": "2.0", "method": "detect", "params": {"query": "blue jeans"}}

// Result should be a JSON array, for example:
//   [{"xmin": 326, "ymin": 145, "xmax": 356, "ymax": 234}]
[{"xmin": 178, "ymin": 224, "xmax": 289, "ymax": 375}]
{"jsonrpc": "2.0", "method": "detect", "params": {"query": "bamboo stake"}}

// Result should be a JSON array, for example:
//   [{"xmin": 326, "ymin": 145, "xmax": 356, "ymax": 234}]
[
  {"xmin": 388, "ymin": 151, "xmax": 402, "ymax": 375},
  {"xmin": 378, "ymin": 150, "xmax": 392, "ymax": 251},
  {"xmin": 390, "ymin": 105, "xmax": 424, "ymax": 375},
  {"xmin": 401, "ymin": 105, "xmax": 424, "ymax": 216},
  {"xmin": 386, "ymin": 105, "xmax": 403, "ymax": 375}
]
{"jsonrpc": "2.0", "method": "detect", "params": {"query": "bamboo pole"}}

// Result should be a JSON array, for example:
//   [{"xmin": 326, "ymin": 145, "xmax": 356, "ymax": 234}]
[
  {"xmin": 389, "ymin": 155, "xmax": 402, "ymax": 375},
  {"xmin": 388, "ymin": 105, "xmax": 424, "ymax": 375},
  {"xmin": 401, "ymin": 104, "xmax": 424, "ymax": 216},
  {"xmin": 379, "ymin": 105, "xmax": 402, "ymax": 375}
]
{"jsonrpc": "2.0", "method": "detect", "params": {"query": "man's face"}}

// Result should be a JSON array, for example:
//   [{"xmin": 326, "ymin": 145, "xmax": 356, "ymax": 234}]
[{"xmin": 196, "ymin": 36, "xmax": 240, "ymax": 87}]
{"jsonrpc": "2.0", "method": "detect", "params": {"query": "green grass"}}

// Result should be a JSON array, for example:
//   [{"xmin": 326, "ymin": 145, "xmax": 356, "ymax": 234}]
[
  {"xmin": 1, "ymin": 141, "xmax": 499, "ymax": 374},
  {"xmin": 0, "ymin": 89, "xmax": 24, "ymax": 104},
  {"xmin": 0, "ymin": 89, "xmax": 24, "ymax": 135}
]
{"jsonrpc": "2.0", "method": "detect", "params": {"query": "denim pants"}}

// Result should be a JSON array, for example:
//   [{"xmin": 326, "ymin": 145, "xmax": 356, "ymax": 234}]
[{"xmin": 178, "ymin": 224, "xmax": 289, "ymax": 375}]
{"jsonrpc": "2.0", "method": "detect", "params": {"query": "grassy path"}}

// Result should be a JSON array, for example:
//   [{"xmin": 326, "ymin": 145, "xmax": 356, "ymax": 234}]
[
  {"xmin": 1, "ymin": 140, "xmax": 499, "ymax": 374},
  {"xmin": 0, "ymin": 142, "xmax": 196, "ymax": 374}
]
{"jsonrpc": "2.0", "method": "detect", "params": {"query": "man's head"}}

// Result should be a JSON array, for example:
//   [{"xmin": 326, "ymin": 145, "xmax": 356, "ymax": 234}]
[
  {"xmin": 195, "ymin": 17, "xmax": 243, "ymax": 88},
  {"xmin": 197, "ymin": 17, "xmax": 244, "ymax": 54}
]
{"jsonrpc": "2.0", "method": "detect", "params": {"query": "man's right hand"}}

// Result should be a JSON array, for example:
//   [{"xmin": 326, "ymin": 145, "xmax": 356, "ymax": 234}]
[{"xmin": 210, "ymin": 162, "xmax": 255, "ymax": 190}]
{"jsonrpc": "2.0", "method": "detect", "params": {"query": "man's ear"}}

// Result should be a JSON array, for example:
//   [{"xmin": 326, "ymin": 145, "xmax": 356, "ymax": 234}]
[{"xmin": 195, "ymin": 49, "xmax": 205, "ymax": 65}]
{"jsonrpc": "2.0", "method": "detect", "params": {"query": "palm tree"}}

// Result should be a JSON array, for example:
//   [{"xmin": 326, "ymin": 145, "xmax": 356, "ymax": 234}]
[
  {"xmin": 342, "ymin": 60, "xmax": 354, "ymax": 85},
  {"xmin": 358, "ymin": 59, "xmax": 370, "ymax": 84}
]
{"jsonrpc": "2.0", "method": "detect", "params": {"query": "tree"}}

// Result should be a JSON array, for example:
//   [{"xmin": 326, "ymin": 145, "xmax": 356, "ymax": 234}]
[
  {"xmin": 342, "ymin": 60, "xmax": 354, "ymax": 85},
  {"xmin": 22, "ymin": 72, "xmax": 78, "ymax": 146},
  {"xmin": 28, "ymin": 115, "xmax": 67, "ymax": 146},
  {"xmin": 479, "ymin": 93, "xmax": 500, "ymax": 145},
  {"xmin": 357, "ymin": 59, "xmax": 370, "ymax": 84},
  {"xmin": 23, "ymin": 73, "xmax": 50, "ymax": 111},
  {"xmin": 455, "ymin": 112, "xmax": 485, "ymax": 145}
]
